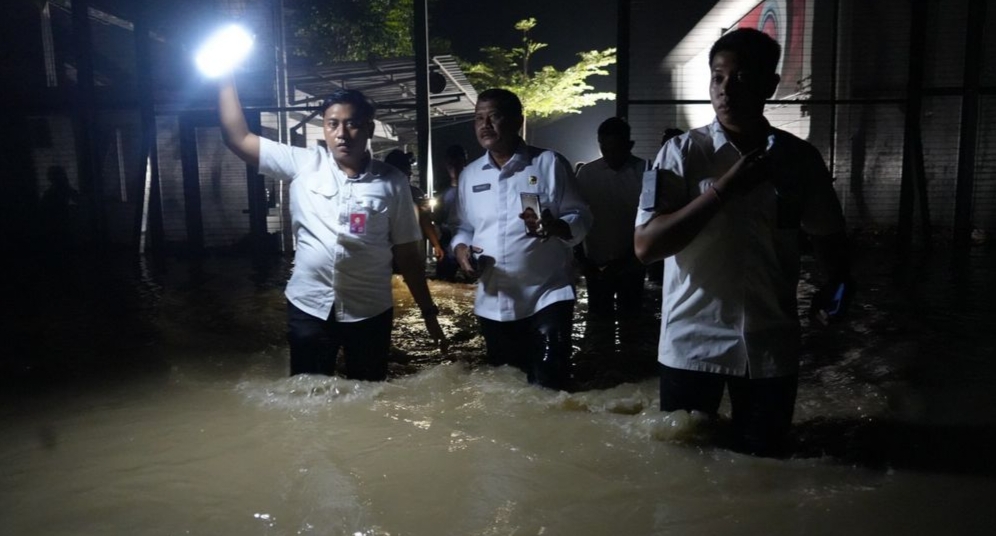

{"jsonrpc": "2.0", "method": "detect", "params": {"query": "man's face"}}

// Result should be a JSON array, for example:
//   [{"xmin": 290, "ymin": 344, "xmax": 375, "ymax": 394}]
[
  {"xmin": 323, "ymin": 103, "xmax": 373, "ymax": 166},
  {"xmin": 446, "ymin": 158, "xmax": 466, "ymax": 181},
  {"xmin": 598, "ymin": 134, "xmax": 632, "ymax": 170},
  {"xmin": 709, "ymin": 50, "xmax": 777, "ymax": 132},
  {"xmin": 474, "ymin": 99, "xmax": 521, "ymax": 154}
]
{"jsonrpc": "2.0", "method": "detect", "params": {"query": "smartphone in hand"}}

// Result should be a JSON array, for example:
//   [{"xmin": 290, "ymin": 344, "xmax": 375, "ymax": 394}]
[{"xmin": 519, "ymin": 192, "xmax": 542, "ymax": 236}]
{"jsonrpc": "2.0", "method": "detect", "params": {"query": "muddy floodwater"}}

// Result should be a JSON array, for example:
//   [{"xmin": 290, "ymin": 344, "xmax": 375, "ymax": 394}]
[{"xmin": 2, "ymin": 238, "xmax": 995, "ymax": 535}]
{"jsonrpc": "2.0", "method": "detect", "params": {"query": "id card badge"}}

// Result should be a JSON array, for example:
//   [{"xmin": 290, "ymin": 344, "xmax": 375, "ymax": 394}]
[
  {"xmin": 343, "ymin": 197, "xmax": 368, "ymax": 236},
  {"xmin": 349, "ymin": 212, "xmax": 367, "ymax": 234}
]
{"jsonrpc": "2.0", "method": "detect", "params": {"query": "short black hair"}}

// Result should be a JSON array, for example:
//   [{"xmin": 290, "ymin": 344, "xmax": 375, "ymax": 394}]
[
  {"xmin": 597, "ymin": 117, "xmax": 631, "ymax": 140},
  {"xmin": 384, "ymin": 149, "xmax": 413, "ymax": 175},
  {"xmin": 445, "ymin": 144, "xmax": 467, "ymax": 165},
  {"xmin": 319, "ymin": 88, "xmax": 376, "ymax": 122},
  {"xmin": 477, "ymin": 88, "xmax": 523, "ymax": 118},
  {"xmin": 709, "ymin": 27, "xmax": 781, "ymax": 75}
]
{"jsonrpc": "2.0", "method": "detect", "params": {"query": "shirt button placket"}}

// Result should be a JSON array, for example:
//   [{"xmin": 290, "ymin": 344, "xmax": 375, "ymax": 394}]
[{"xmin": 498, "ymin": 174, "xmax": 512, "ymax": 318}]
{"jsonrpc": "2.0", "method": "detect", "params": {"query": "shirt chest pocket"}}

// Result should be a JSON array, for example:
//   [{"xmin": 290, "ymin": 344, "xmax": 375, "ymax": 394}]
[
  {"xmin": 296, "ymin": 173, "xmax": 340, "ymax": 220},
  {"xmin": 345, "ymin": 194, "xmax": 390, "ymax": 242}
]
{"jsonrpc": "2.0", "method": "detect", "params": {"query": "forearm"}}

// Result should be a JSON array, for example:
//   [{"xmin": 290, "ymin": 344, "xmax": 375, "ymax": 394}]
[
  {"xmin": 418, "ymin": 212, "xmax": 444, "ymax": 251},
  {"xmin": 218, "ymin": 76, "xmax": 260, "ymax": 167},
  {"xmin": 451, "ymin": 225, "xmax": 473, "ymax": 252},
  {"xmin": 810, "ymin": 230, "xmax": 851, "ymax": 283},
  {"xmin": 634, "ymin": 186, "xmax": 724, "ymax": 263},
  {"xmin": 393, "ymin": 242, "xmax": 436, "ymax": 311},
  {"xmin": 556, "ymin": 211, "xmax": 589, "ymax": 247},
  {"xmin": 554, "ymin": 171, "xmax": 592, "ymax": 247}
]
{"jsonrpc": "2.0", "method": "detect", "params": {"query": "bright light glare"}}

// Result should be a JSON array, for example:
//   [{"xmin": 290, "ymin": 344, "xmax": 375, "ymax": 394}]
[{"xmin": 194, "ymin": 24, "xmax": 254, "ymax": 78}]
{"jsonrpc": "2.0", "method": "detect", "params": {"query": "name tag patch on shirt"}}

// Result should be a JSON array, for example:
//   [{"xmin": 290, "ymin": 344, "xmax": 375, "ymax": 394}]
[
  {"xmin": 472, "ymin": 183, "xmax": 491, "ymax": 193},
  {"xmin": 349, "ymin": 213, "xmax": 367, "ymax": 234}
]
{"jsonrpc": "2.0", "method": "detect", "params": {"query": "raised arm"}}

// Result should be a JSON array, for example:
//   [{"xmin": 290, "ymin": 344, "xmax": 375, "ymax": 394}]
[
  {"xmin": 218, "ymin": 76, "xmax": 260, "ymax": 168},
  {"xmin": 635, "ymin": 148, "xmax": 768, "ymax": 263}
]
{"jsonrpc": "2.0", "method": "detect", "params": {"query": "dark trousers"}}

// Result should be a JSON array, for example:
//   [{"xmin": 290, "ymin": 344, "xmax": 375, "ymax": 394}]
[
  {"xmin": 584, "ymin": 265, "xmax": 646, "ymax": 319},
  {"xmin": 286, "ymin": 301, "xmax": 393, "ymax": 381},
  {"xmin": 659, "ymin": 363, "xmax": 798, "ymax": 457},
  {"xmin": 478, "ymin": 300, "xmax": 575, "ymax": 391}
]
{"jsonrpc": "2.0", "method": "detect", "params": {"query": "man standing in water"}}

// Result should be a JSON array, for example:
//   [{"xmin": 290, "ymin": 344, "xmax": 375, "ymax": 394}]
[
  {"xmin": 434, "ymin": 144, "xmax": 468, "ymax": 281},
  {"xmin": 217, "ymin": 78, "xmax": 446, "ymax": 380},
  {"xmin": 452, "ymin": 88, "xmax": 592, "ymax": 391},
  {"xmin": 383, "ymin": 148, "xmax": 446, "ymax": 263},
  {"xmin": 634, "ymin": 28, "xmax": 851, "ymax": 456},
  {"xmin": 575, "ymin": 117, "xmax": 647, "ymax": 321}
]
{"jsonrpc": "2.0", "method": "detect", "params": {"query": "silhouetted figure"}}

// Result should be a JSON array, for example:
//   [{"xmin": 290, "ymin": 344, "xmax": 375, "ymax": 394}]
[
  {"xmin": 384, "ymin": 149, "xmax": 445, "ymax": 262},
  {"xmin": 576, "ymin": 117, "xmax": 647, "ymax": 321},
  {"xmin": 39, "ymin": 166, "xmax": 80, "ymax": 255},
  {"xmin": 434, "ymin": 144, "xmax": 467, "ymax": 281}
]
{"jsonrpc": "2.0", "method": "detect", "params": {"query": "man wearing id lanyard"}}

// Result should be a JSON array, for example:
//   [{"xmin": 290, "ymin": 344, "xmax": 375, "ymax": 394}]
[
  {"xmin": 634, "ymin": 28, "xmax": 852, "ymax": 456},
  {"xmin": 452, "ymin": 88, "xmax": 592, "ymax": 391},
  {"xmin": 217, "ymin": 77, "xmax": 446, "ymax": 380}
]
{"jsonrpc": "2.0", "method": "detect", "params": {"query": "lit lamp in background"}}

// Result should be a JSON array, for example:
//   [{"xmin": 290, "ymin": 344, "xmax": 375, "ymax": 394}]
[{"xmin": 194, "ymin": 24, "xmax": 254, "ymax": 78}]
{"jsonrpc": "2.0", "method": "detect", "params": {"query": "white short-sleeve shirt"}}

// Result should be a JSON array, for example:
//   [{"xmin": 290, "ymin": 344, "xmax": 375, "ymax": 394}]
[
  {"xmin": 576, "ymin": 155, "xmax": 646, "ymax": 265},
  {"xmin": 637, "ymin": 119, "xmax": 845, "ymax": 378},
  {"xmin": 258, "ymin": 137, "xmax": 421, "ymax": 322},
  {"xmin": 452, "ymin": 142, "xmax": 593, "ymax": 321}
]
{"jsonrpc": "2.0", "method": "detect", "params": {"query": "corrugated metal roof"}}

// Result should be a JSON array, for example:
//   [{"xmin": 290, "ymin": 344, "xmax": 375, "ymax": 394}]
[{"xmin": 287, "ymin": 54, "xmax": 478, "ymax": 150}]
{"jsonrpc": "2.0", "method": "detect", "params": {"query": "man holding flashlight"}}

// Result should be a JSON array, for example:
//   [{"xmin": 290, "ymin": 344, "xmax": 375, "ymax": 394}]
[{"xmin": 217, "ymin": 78, "xmax": 446, "ymax": 380}]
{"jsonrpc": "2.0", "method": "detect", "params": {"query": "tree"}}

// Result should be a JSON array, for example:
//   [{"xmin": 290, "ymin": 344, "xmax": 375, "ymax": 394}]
[
  {"xmin": 285, "ymin": 0, "xmax": 415, "ymax": 63},
  {"xmin": 285, "ymin": 0, "xmax": 453, "ymax": 63},
  {"xmin": 461, "ymin": 18, "xmax": 616, "ymax": 140}
]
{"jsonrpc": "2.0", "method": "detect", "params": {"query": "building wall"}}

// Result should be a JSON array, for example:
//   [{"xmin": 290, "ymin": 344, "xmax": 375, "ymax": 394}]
[
  {"xmin": 155, "ymin": 115, "xmax": 188, "ymax": 248},
  {"xmin": 194, "ymin": 125, "xmax": 253, "ymax": 249},
  {"xmin": 627, "ymin": 0, "xmax": 996, "ymax": 235},
  {"xmin": 27, "ymin": 110, "xmax": 145, "ymax": 250},
  {"xmin": 11, "ymin": 0, "xmax": 282, "ymax": 254}
]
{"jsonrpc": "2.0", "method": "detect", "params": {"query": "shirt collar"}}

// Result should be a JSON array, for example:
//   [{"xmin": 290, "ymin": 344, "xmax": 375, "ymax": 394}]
[
  {"xmin": 482, "ymin": 138, "xmax": 526, "ymax": 171},
  {"xmin": 310, "ymin": 150, "xmax": 377, "ymax": 197},
  {"xmin": 709, "ymin": 117, "xmax": 777, "ymax": 155}
]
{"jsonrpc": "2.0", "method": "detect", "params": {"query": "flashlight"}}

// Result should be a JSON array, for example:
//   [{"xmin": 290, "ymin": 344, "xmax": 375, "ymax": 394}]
[{"xmin": 194, "ymin": 24, "xmax": 254, "ymax": 78}]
